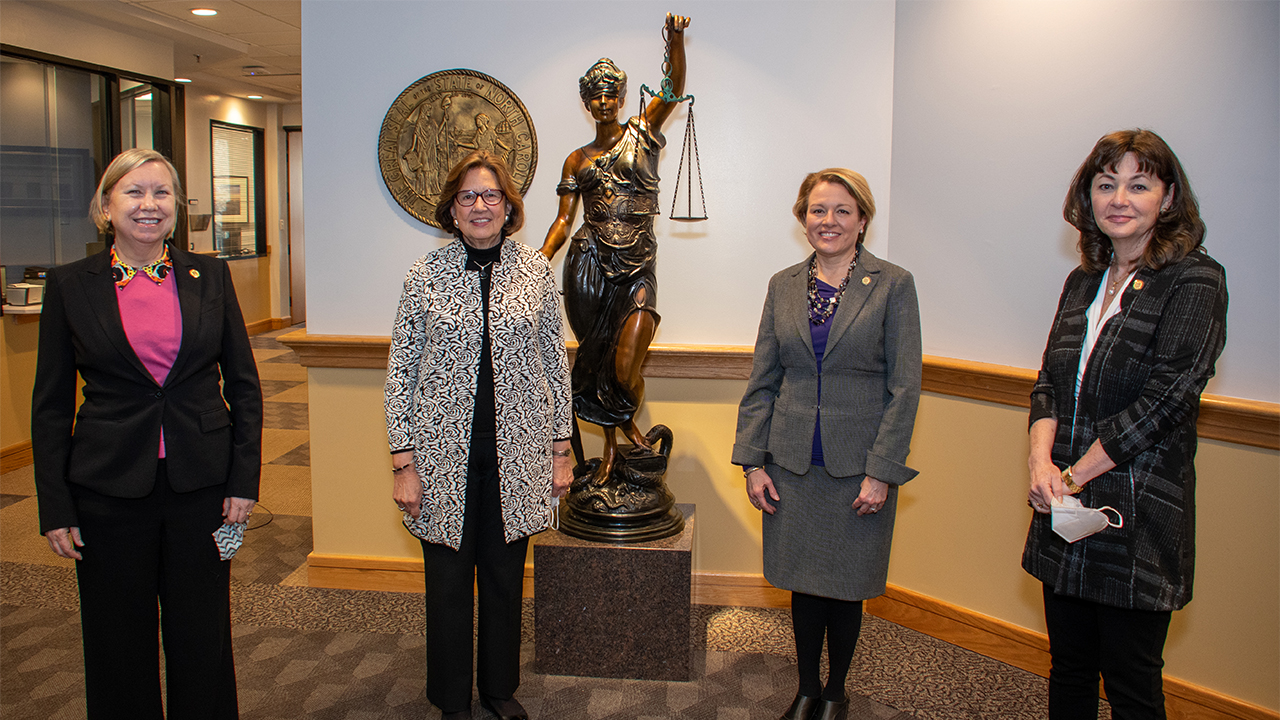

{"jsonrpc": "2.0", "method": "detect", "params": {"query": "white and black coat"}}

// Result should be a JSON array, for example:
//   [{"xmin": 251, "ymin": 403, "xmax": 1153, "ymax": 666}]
[{"xmin": 385, "ymin": 239, "xmax": 572, "ymax": 549}]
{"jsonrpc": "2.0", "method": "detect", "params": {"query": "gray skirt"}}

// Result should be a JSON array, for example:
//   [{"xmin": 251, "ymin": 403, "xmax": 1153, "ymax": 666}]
[{"xmin": 762, "ymin": 462, "xmax": 898, "ymax": 602}]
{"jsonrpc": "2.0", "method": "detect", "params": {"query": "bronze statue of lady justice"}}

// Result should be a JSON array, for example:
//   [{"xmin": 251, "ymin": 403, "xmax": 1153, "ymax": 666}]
[{"xmin": 541, "ymin": 13, "xmax": 691, "ymax": 541}]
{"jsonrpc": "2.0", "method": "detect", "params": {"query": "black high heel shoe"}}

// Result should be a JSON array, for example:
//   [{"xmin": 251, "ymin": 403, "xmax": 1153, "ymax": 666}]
[
  {"xmin": 479, "ymin": 694, "xmax": 528, "ymax": 720},
  {"xmin": 781, "ymin": 693, "xmax": 821, "ymax": 720},
  {"xmin": 812, "ymin": 697, "xmax": 848, "ymax": 720}
]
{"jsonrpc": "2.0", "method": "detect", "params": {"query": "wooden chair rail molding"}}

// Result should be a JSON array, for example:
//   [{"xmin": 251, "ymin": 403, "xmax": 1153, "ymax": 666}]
[
  {"xmin": 305, "ymin": 553, "xmax": 1277, "ymax": 720},
  {"xmin": 278, "ymin": 331, "xmax": 1279, "ymax": 450}
]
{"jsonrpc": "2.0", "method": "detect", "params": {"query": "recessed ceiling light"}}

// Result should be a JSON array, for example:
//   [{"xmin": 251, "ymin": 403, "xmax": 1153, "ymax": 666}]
[
  {"xmin": 190, "ymin": 8, "xmax": 217, "ymax": 17},
  {"xmin": 247, "ymin": 95, "xmax": 263, "ymax": 100},
  {"xmin": 175, "ymin": 78, "xmax": 193, "ymax": 83}
]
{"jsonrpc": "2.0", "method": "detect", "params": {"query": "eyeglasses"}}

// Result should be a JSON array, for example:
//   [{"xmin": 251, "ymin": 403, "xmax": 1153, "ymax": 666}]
[{"xmin": 455, "ymin": 189, "xmax": 505, "ymax": 207}]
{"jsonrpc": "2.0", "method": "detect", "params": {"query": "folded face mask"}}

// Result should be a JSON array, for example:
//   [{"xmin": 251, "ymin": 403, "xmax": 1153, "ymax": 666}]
[
  {"xmin": 549, "ymin": 495, "xmax": 560, "ymax": 531},
  {"xmin": 213, "ymin": 521, "xmax": 246, "ymax": 560},
  {"xmin": 1051, "ymin": 494, "xmax": 1123, "ymax": 543}
]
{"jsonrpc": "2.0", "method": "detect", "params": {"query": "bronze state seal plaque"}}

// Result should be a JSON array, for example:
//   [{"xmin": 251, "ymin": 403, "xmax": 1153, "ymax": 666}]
[{"xmin": 379, "ymin": 69, "xmax": 537, "ymax": 228}]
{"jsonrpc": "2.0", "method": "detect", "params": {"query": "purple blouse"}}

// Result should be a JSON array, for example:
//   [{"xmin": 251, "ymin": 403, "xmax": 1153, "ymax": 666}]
[{"xmin": 810, "ymin": 278, "xmax": 838, "ymax": 466}]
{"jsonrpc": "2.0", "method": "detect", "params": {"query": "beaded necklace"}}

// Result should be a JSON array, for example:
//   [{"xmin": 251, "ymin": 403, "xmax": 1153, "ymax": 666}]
[{"xmin": 807, "ymin": 246, "xmax": 861, "ymax": 325}]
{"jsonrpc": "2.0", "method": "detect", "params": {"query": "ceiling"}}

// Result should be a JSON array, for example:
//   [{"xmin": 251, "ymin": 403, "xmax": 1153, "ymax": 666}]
[{"xmin": 36, "ymin": 0, "xmax": 302, "ymax": 102}]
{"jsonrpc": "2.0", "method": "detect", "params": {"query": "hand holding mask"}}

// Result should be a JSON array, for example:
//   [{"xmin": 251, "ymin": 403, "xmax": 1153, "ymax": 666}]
[{"xmin": 1051, "ymin": 494, "xmax": 1123, "ymax": 543}]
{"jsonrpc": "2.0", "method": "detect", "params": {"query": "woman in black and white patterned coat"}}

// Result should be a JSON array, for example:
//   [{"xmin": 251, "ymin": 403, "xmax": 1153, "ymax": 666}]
[
  {"xmin": 385, "ymin": 151, "xmax": 573, "ymax": 720},
  {"xmin": 1024, "ymin": 130, "xmax": 1227, "ymax": 720}
]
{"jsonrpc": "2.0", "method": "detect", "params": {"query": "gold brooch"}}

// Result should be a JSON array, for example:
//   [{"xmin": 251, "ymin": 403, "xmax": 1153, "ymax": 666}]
[
  {"xmin": 189, "ymin": 269, "xmax": 201, "ymax": 278},
  {"xmin": 1132, "ymin": 279, "xmax": 1144, "ymax": 290},
  {"xmin": 861, "ymin": 277, "xmax": 871, "ymax": 285}
]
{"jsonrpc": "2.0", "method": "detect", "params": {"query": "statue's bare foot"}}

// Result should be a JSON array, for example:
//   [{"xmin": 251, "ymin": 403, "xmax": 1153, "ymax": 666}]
[
  {"xmin": 623, "ymin": 421, "xmax": 651, "ymax": 451},
  {"xmin": 592, "ymin": 444, "xmax": 616, "ymax": 485}
]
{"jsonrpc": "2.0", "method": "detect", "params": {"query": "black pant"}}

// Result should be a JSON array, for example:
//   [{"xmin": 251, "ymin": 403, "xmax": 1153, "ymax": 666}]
[
  {"xmin": 72, "ymin": 461, "xmax": 238, "ymax": 720},
  {"xmin": 1043, "ymin": 585, "xmax": 1172, "ymax": 720},
  {"xmin": 421, "ymin": 438, "xmax": 529, "ymax": 713}
]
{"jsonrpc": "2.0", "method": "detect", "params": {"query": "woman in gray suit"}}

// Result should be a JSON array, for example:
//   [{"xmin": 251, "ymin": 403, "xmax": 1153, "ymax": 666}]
[{"xmin": 733, "ymin": 168, "xmax": 921, "ymax": 720}]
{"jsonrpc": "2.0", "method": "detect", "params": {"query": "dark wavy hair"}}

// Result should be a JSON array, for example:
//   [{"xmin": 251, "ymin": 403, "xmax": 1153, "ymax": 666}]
[
  {"xmin": 1063, "ymin": 129, "xmax": 1205, "ymax": 273},
  {"xmin": 434, "ymin": 151, "xmax": 525, "ymax": 237},
  {"xmin": 792, "ymin": 168, "xmax": 876, "ymax": 245}
]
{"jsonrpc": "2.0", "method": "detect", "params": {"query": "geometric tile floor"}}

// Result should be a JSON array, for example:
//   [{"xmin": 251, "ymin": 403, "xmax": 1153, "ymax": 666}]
[{"xmin": 1, "ymin": 327, "xmax": 1073, "ymax": 719}]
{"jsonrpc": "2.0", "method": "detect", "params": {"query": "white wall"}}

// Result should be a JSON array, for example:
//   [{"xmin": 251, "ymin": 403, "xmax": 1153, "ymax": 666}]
[
  {"xmin": 1, "ymin": 1, "xmax": 173, "ymax": 80},
  {"xmin": 303, "ymin": 0, "xmax": 1278, "ymax": 403},
  {"xmin": 303, "ymin": 0, "xmax": 898, "ymax": 345},
  {"xmin": 889, "ymin": 0, "xmax": 1279, "ymax": 401}
]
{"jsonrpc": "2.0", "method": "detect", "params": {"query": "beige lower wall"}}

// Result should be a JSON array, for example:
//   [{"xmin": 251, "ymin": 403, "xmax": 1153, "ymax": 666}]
[
  {"xmin": 1, "ymin": 319, "xmax": 41, "ymax": 450},
  {"xmin": 308, "ymin": 369, "xmax": 1279, "ymax": 712},
  {"xmin": 226, "ymin": 255, "xmax": 274, "ymax": 327}
]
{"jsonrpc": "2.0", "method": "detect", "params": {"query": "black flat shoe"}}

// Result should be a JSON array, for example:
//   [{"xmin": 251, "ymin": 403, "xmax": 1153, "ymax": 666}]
[
  {"xmin": 479, "ymin": 694, "xmax": 528, "ymax": 720},
  {"xmin": 812, "ymin": 697, "xmax": 848, "ymax": 720},
  {"xmin": 781, "ymin": 693, "xmax": 821, "ymax": 720}
]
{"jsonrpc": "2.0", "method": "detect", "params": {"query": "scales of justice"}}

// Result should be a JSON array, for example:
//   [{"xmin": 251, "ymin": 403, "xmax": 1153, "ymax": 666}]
[{"xmin": 541, "ymin": 13, "xmax": 706, "ymax": 543}]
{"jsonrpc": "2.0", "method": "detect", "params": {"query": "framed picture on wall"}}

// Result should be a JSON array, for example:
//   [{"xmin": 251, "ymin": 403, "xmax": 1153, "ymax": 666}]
[{"xmin": 213, "ymin": 176, "xmax": 249, "ymax": 223}]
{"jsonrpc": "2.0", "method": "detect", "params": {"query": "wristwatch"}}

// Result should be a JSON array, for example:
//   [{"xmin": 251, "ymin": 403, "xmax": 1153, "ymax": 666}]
[{"xmin": 1061, "ymin": 466, "xmax": 1084, "ymax": 495}]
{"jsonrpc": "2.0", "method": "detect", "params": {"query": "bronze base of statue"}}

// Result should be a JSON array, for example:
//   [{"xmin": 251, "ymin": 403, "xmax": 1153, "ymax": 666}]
[{"xmin": 559, "ymin": 425, "xmax": 684, "ymax": 543}]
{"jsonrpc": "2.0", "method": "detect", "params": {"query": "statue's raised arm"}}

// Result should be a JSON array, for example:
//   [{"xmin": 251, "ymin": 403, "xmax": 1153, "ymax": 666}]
[
  {"xmin": 539, "ymin": 13, "xmax": 693, "ymax": 542},
  {"xmin": 643, "ymin": 13, "xmax": 691, "ymax": 130}
]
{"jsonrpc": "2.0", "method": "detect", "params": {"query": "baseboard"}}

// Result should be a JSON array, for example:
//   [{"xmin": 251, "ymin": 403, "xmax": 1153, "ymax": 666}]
[
  {"xmin": 863, "ymin": 586, "xmax": 1277, "ymax": 720},
  {"xmin": 245, "ymin": 316, "xmax": 292, "ymax": 336},
  {"xmin": 304, "ymin": 553, "xmax": 1276, "ymax": 720},
  {"xmin": 306, "ymin": 553, "xmax": 425, "ymax": 593},
  {"xmin": 1, "ymin": 440, "xmax": 33, "ymax": 473}
]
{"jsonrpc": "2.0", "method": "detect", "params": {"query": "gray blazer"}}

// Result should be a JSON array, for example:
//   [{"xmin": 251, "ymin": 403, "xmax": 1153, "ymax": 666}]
[{"xmin": 733, "ymin": 248, "xmax": 922, "ymax": 484}]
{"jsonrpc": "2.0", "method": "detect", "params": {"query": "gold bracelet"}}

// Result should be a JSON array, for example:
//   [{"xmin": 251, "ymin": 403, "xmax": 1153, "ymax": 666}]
[
  {"xmin": 1061, "ymin": 466, "xmax": 1084, "ymax": 495},
  {"xmin": 742, "ymin": 465, "xmax": 762, "ymax": 478}
]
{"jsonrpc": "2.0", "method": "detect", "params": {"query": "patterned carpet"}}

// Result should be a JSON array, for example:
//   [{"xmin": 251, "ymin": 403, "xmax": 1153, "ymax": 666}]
[{"xmin": 0, "ymin": 327, "xmax": 1080, "ymax": 719}]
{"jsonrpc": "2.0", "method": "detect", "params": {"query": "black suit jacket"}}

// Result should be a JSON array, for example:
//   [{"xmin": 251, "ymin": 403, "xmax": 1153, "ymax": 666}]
[
  {"xmin": 32, "ymin": 245, "xmax": 263, "ymax": 534},
  {"xmin": 1022, "ymin": 250, "xmax": 1228, "ymax": 611}
]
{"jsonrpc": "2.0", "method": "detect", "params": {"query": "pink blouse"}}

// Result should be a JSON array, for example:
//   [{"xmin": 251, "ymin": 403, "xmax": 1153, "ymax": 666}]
[{"xmin": 117, "ymin": 275, "xmax": 182, "ymax": 457}]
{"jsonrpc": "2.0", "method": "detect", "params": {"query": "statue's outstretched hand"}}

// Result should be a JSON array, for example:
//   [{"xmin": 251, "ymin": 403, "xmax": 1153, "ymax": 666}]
[{"xmin": 666, "ymin": 13, "xmax": 690, "ymax": 33}]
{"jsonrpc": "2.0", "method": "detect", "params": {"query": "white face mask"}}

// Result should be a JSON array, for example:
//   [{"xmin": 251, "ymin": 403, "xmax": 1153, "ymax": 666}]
[
  {"xmin": 549, "ymin": 495, "xmax": 560, "ymax": 531},
  {"xmin": 1051, "ymin": 494, "xmax": 1123, "ymax": 543}
]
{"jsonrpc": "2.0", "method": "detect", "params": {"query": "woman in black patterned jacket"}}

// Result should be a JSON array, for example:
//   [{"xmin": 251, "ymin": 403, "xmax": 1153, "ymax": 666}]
[
  {"xmin": 1023, "ymin": 129, "xmax": 1227, "ymax": 720},
  {"xmin": 385, "ymin": 152, "xmax": 573, "ymax": 720}
]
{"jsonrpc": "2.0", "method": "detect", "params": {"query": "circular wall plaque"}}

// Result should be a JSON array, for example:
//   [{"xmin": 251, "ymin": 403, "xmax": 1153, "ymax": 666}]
[{"xmin": 378, "ymin": 69, "xmax": 538, "ymax": 228}]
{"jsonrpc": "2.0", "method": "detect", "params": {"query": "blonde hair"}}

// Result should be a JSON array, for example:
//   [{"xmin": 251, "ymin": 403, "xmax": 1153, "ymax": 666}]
[
  {"xmin": 88, "ymin": 149, "xmax": 185, "ymax": 236},
  {"xmin": 793, "ymin": 168, "xmax": 876, "ymax": 243}
]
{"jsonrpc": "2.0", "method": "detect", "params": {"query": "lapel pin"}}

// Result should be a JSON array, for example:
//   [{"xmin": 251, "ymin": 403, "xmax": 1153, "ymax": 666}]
[
  {"xmin": 189, "ymin": 269, "xmax": 200, "ymax": 278},
  {"xmin": 861, "ymin": 276, "xmax": 871, "ymax": 285},
  {"xmin": 1132, "ymin": 279, "xmax": 1144, "ymax": 290}
]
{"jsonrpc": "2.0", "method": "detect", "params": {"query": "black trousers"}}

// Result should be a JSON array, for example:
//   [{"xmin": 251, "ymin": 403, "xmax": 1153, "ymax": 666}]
[
  {"xmin": 421, "ymin": 437, "xmax": 529, "ymax": 713},
  {"xmin": 71, "ymin": 461, "xmax": 238, "ymax": 720},
  {"xmin": 1043, "ymin": 585, "xmax": 1172, "ymax": 720}
]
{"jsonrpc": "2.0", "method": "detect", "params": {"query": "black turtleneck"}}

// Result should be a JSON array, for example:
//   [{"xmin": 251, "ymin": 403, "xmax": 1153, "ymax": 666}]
[{"xmin": 464, "ymin": 240, "xmax": 502, "ymax": 439}]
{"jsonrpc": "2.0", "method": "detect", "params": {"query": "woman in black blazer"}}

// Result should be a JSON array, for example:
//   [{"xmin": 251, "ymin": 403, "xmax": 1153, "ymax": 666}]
[
  {"xmin": 1024, "ymin": 130, "xmax": 1227, "ymax": 720},
  {"xmin": 32, "ymin": 148, "xmax": 262, "ymax": 719},
  {"xmin": 733, "ymin": 169, "xmax": 921, "ymax": 720}
]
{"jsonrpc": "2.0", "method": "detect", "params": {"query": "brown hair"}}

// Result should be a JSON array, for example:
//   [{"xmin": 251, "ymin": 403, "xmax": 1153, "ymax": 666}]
[
  {"xmin": 433, "ymin": 151, "xmax": 525, "ymax": 237},
  {"xmin": 88, "ymin": 148, "xmax": 185, "ymax": 238},
  {"xmin": 1064, "ymin": 129, "xmax": 1205, "ymax": 273},
  {"xmin": 792, "ymin": 168, "xmax": 876, "ymax": 244}
]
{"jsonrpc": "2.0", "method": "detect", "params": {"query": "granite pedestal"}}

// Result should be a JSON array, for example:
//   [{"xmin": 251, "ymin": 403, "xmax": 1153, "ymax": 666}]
[{"xmin": 534, "ymin": 503, "xmax": 693, "ymax": 681}]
